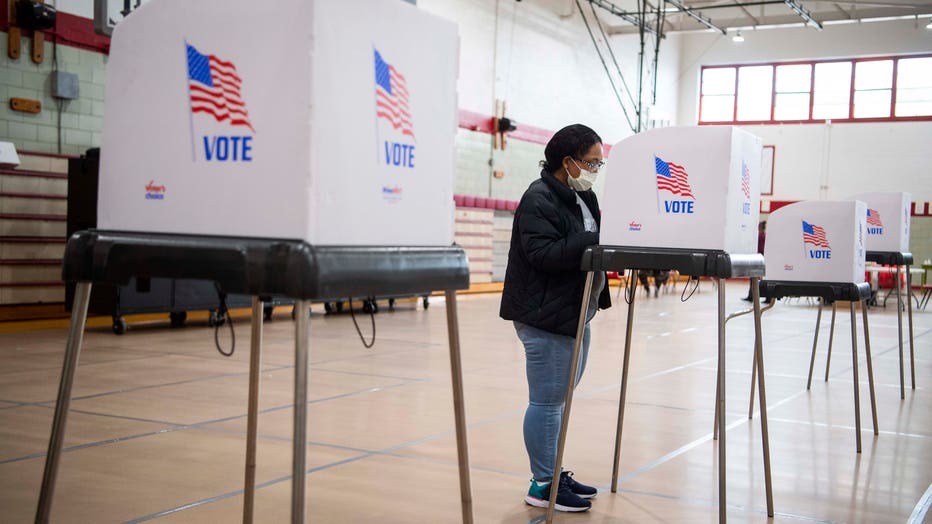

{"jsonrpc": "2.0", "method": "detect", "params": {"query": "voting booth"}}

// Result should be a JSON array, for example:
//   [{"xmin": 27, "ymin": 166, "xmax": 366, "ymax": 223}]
[
  {"xmin": 848, "ymin": 192, "xmax": 915, "ymax": 398},
  {"xmin": 759, "ymin": 201, "xmax": 877, "ymax": 452},
  {"xmin": 600, "ymin": 126, "xmax": 761, "ymax": 253},
  {"xmin": 764, "ymin": 201, "xmax": 867, "ymax": 285},
  {"xmin": 37, "ymin": 1, "xmax": 474, "ymax": 523},
  {"xmin": 547, "ymin": 126, "xmax": 773, "ymax": 524}
]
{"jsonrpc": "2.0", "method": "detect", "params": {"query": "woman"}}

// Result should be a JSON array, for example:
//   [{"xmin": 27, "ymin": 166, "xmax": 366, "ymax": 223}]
[{"xmin": 499, "ymin": 123, "xmax": 611, "ymax": 512}]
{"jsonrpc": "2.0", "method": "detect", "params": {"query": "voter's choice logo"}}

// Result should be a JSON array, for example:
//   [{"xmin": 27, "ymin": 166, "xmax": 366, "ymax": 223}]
[
  {"xmin": 144, "ymin": 180, "xmax": 166, "ymax": 200},
  {"xmin": 185, "ymin": 42, "xmax": 254, "ymax": 162}
]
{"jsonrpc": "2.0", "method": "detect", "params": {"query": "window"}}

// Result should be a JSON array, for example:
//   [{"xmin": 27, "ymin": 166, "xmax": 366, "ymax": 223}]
[
  {"xmin": 774, "ymin": 64, "xmax": 811, "ymax": 120},
  {"xmin": 699, "ymin": 53, "xmax": 932, "ymax": 124},
  {"xmin": 854, "ymin": 60, "xmax": 893, "ymax": 118},
  {"xmin": 701, "ymin": 67, "xmax": 736, "ymax": 122},
  {"xmin": 812, "ymin": 62, "xmax": 851, "ymax": 119},
  {"xmin": 895, "ymin": 56, "xmax": 932, "ymax": 117},
  {"xmin": 736, "ymin": 66, "xmax": 773, "ymax": 121}
]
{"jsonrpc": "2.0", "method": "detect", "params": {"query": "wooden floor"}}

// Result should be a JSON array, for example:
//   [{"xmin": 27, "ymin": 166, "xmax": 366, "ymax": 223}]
[{"xmin": 1, "ymin": 282, "xmax": 930, "ymax": 523}]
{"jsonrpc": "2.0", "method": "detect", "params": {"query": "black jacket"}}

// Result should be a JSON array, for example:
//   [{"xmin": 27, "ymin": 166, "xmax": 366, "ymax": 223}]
[{"xmin": 500, "ymin": 170, "xmax": 611, "ymax": 336}]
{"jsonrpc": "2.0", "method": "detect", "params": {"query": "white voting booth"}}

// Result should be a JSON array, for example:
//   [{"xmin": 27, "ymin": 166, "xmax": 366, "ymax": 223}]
[
  {"xmin": 550, "ymin": 126, "xmax": 773, "ymax": 524},
  {"xmin": 760, "ymin": 200, "xmax": 878, "ymax": 453},
  {"xmin": 601, "ymin": 126, "xmax": 761, "ymax": 253},
  {"xmin": 37, "ymin": 1, "xmax": 474, "ymax": 523},
  {"xmin": 764, "ymin": 201, "xmax": 867, "ymax": 284},
  {"xmin": 849, "ymin": 192, "xmax": 912, "ymax": 253},
  {"xmin": 847, "ymin": 192, "xmax": 915, "ymax": 399},
  {"xmin": 98, "ymin": 0, "xmax": 457, "ymax": 246}
]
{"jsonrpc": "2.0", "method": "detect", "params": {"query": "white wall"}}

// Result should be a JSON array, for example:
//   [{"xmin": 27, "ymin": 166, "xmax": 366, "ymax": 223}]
[
  {"xmin": 676, "ymin": 18, "xmax": 932, "ymax": 204},
  {"xmin": 420, "ymin": 0, "xmax": 681, "ymax": 201}
]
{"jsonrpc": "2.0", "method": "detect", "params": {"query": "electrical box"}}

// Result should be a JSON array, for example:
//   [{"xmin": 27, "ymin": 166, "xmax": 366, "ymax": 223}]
[
  {"xmin": 51, "ymin": 71, "xmax": 80, "ymax": 100},
  {"xmin": 97, "ymin": 0, "xmax": 459, "ymax": 246}
]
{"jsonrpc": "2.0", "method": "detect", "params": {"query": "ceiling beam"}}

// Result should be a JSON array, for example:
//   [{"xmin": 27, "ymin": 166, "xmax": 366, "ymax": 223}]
[
  {"xmin": 784, "ymin": 0, "xmax": 824, "ymax": 28},
  {"xmin": 666, "ymin": 0, "xmax": 728, "ymax": 33}
]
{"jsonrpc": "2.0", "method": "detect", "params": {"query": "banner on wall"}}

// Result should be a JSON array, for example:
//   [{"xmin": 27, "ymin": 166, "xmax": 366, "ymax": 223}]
[{"xmin": 97, "ymin": 0, "xmax": 459, "ymax": 246}]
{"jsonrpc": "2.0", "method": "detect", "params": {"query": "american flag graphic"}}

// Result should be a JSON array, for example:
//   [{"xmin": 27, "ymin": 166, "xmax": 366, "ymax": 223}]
[
  {"xmin": 655, "ymin": 156, "xmax": 695, "ymax": 199},
  {"xmin": 866, "ymin": 208, "xmax": 883, "ymax": 227},
  {"xmin": 186, "ymin": 43, "xmax": 254, "ymax": 132},
  {"xmin": 740, "ymin": 161, "xmax": 751, "ymax": 199},
  {"xmin": 741, "ymin": 161, "xmax": 751, "ymax": 198},
  {"xmin": 375, "ymin": 49, "xmax": 414, "ymax": 140},
  {"xmin": 802, "ymin": 220, "xmax": 831, "ymax": 249}
]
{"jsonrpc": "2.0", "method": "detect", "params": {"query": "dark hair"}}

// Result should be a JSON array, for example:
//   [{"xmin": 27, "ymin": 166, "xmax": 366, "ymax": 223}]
[{"xmin": 540, "ymin": 124, "xmax": 602, "ymax": 174}]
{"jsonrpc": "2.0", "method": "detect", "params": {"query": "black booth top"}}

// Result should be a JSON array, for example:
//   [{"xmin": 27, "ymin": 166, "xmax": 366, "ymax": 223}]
[
  {"xmin": 581, "ymin": 245, "xmax": 765, "ymax": 279},
  {"xmin": 62, "ymin": 230, "xmax": 470, "ymax": 300}
]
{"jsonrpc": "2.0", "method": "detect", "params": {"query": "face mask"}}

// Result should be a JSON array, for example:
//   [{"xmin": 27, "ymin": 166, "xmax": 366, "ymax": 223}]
[{"xmin": 566, "ymin": 160, "xmax": 598, "ymax": 192}]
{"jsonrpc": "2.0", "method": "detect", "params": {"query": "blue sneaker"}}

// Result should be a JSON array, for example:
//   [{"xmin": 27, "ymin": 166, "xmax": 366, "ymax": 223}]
[
  {"xmin": 524, "ymin": 476, "xmax": 592, "ymax": 512},
  {"xmin": 561, "ymin": 471, "xmax": 598, "ymax": 499}
]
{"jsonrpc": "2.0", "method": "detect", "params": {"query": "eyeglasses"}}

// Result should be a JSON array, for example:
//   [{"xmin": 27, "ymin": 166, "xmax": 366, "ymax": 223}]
[{"xmin": 578, "ymin": 159, "xmax": 605, "ymax": 172}]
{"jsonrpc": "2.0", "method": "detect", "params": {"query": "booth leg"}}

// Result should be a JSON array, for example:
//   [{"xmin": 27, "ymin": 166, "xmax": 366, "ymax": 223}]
[
  {"xmin": 807, "ymin": 299, "xmax": 824, "ymax": 390},
  {"xmin": 546, "ymin": 272, "xmax": 594, "ymax": 523},
  {"xmin": 611, "ymin": 270, "xmax": 638, "ymax": 493},
  {"xmin": 906, "ymin": 266, "xmax": 916, "ymax": 391},
  {"xmin": 861, "ymin": 302, "xmax": 879, "ymax": 436},
  {"xmin": 849, "ymin": 302, "xmax": 862, "ymax": 453},
  {"xmin": 895, "ymin": 265, "xmax": 905, "ymax": 399},
  {"xmin": 824, "ymin": 303, "xmax": 837, "ymax": 382},
  {"xmin": 35, "ymin": 282, "xmax": 92, "ymax": 524},
  {"xmin": 751, "ymin": 277, "xmax": 774, "ymax": 517},
  {"xmin": 444, "ymin": 290, "xmax": 474, "ymax": 524},
  {"xmin": 747, "ymin": 345, "xmax": 756, "ymax": 420},
  {"xmin": 292, "ymin": 300, "xmax": 310, "ymax": 524},
  {"xmin": 243, "ymin": 297, "xmax": 264, "ymax": 524},
  {"xmin": 716, "ymin": 278, "xmax": 727, "ymax": 524}
]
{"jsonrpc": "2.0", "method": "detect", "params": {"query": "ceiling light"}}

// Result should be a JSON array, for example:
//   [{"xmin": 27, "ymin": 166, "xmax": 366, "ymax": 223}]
[{"xmin": 732, "ymin": 30, "xmax": 744, "ymax": 42}]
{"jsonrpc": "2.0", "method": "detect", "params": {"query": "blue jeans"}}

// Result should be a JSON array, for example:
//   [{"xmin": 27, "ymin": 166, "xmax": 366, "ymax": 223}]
[{"xmin": 515, "ymin": 321, "xmax": 591, "ymax": 482}]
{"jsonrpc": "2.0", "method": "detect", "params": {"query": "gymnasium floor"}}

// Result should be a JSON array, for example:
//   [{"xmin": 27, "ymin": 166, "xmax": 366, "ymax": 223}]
[{"xmin": 1, "ymin": 282, "xmax": 929, "ymax": 523}]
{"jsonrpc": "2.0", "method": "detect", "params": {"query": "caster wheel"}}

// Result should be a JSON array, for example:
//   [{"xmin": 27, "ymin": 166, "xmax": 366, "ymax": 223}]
[
  {"xmin": 112, "ymin": 316, "xmax": 127, "ymax": 335},
  {"xmin": 388, "ymin": 298, "xmax": 395, "ymax": 310},
  {"xmin": 169, "ymin": 311, "xmax": 187, "ymax": 328},
  {"xmin": 263, "ymin": 306, "xmax": 274, "ymax": 321},
  {"xmin": 324, "ymin": 302, "xmax": 334, "ymax": 314},
  {"xmin": 362, "ymin": 300, "xmax": 374, "ymax": 314},
  {"xmin": 423, "ymin": 297, "xmax": 429, "ymax": 309}
]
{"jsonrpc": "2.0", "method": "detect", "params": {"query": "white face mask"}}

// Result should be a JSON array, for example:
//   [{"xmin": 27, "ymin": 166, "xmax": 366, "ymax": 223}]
[{"xmin": 566, "ymin": 160, "xmax": 598, "ymax": 192}]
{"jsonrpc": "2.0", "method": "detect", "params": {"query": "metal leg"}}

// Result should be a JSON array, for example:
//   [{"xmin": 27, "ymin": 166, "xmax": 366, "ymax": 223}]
[
  {"xmin": 906, "ymin": 265, "xmax": 916, "ymax": 391},
  {"xmin": 896, "ymin": 265, "xmax": 905, "ymax": 399},
  {"xmin": 292, "ymin": 300, "xmax": 310, "ymax": 524},
  {"xmin": 611, "ymin": 270, "xmax": 638, "ymax": 493},
  {"xmin": 750, "ymin": 277, "xmax": 774, "ymax": 517},
  {"xmin": 747, "ymin": 339, "xmax": 756, "ymax": 420},
  {"xmin": 444, "ymin": 290, "xmax": 474, "ymax": 524},
  {"xmin": 849, "ymin": 302, "xmax": 862, "ymax": 453},
  {"xmin": 547, "ymin": 272, "xmax": 595, "ymax": 523},
  {"xmin": 807, "ymin": 299, "xmax": 824, "ymax": 390},
  {"xmin": 716, "ymin": 278, "xmax": 727, "ymax": 523},
  {"xmin": 243, "ymin": 297, "xmax": 264, "ymax": 524},
  {"xmin": 861, "ymin": 301, "xmax": 879, "ymax": 436},
  {"xmin": 824, "ymin": 302, "xmax": 836, "ymax": 382},
  {"xmin": 35, "ymin": 282, "xmax": 92, "ymax": 524}
]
